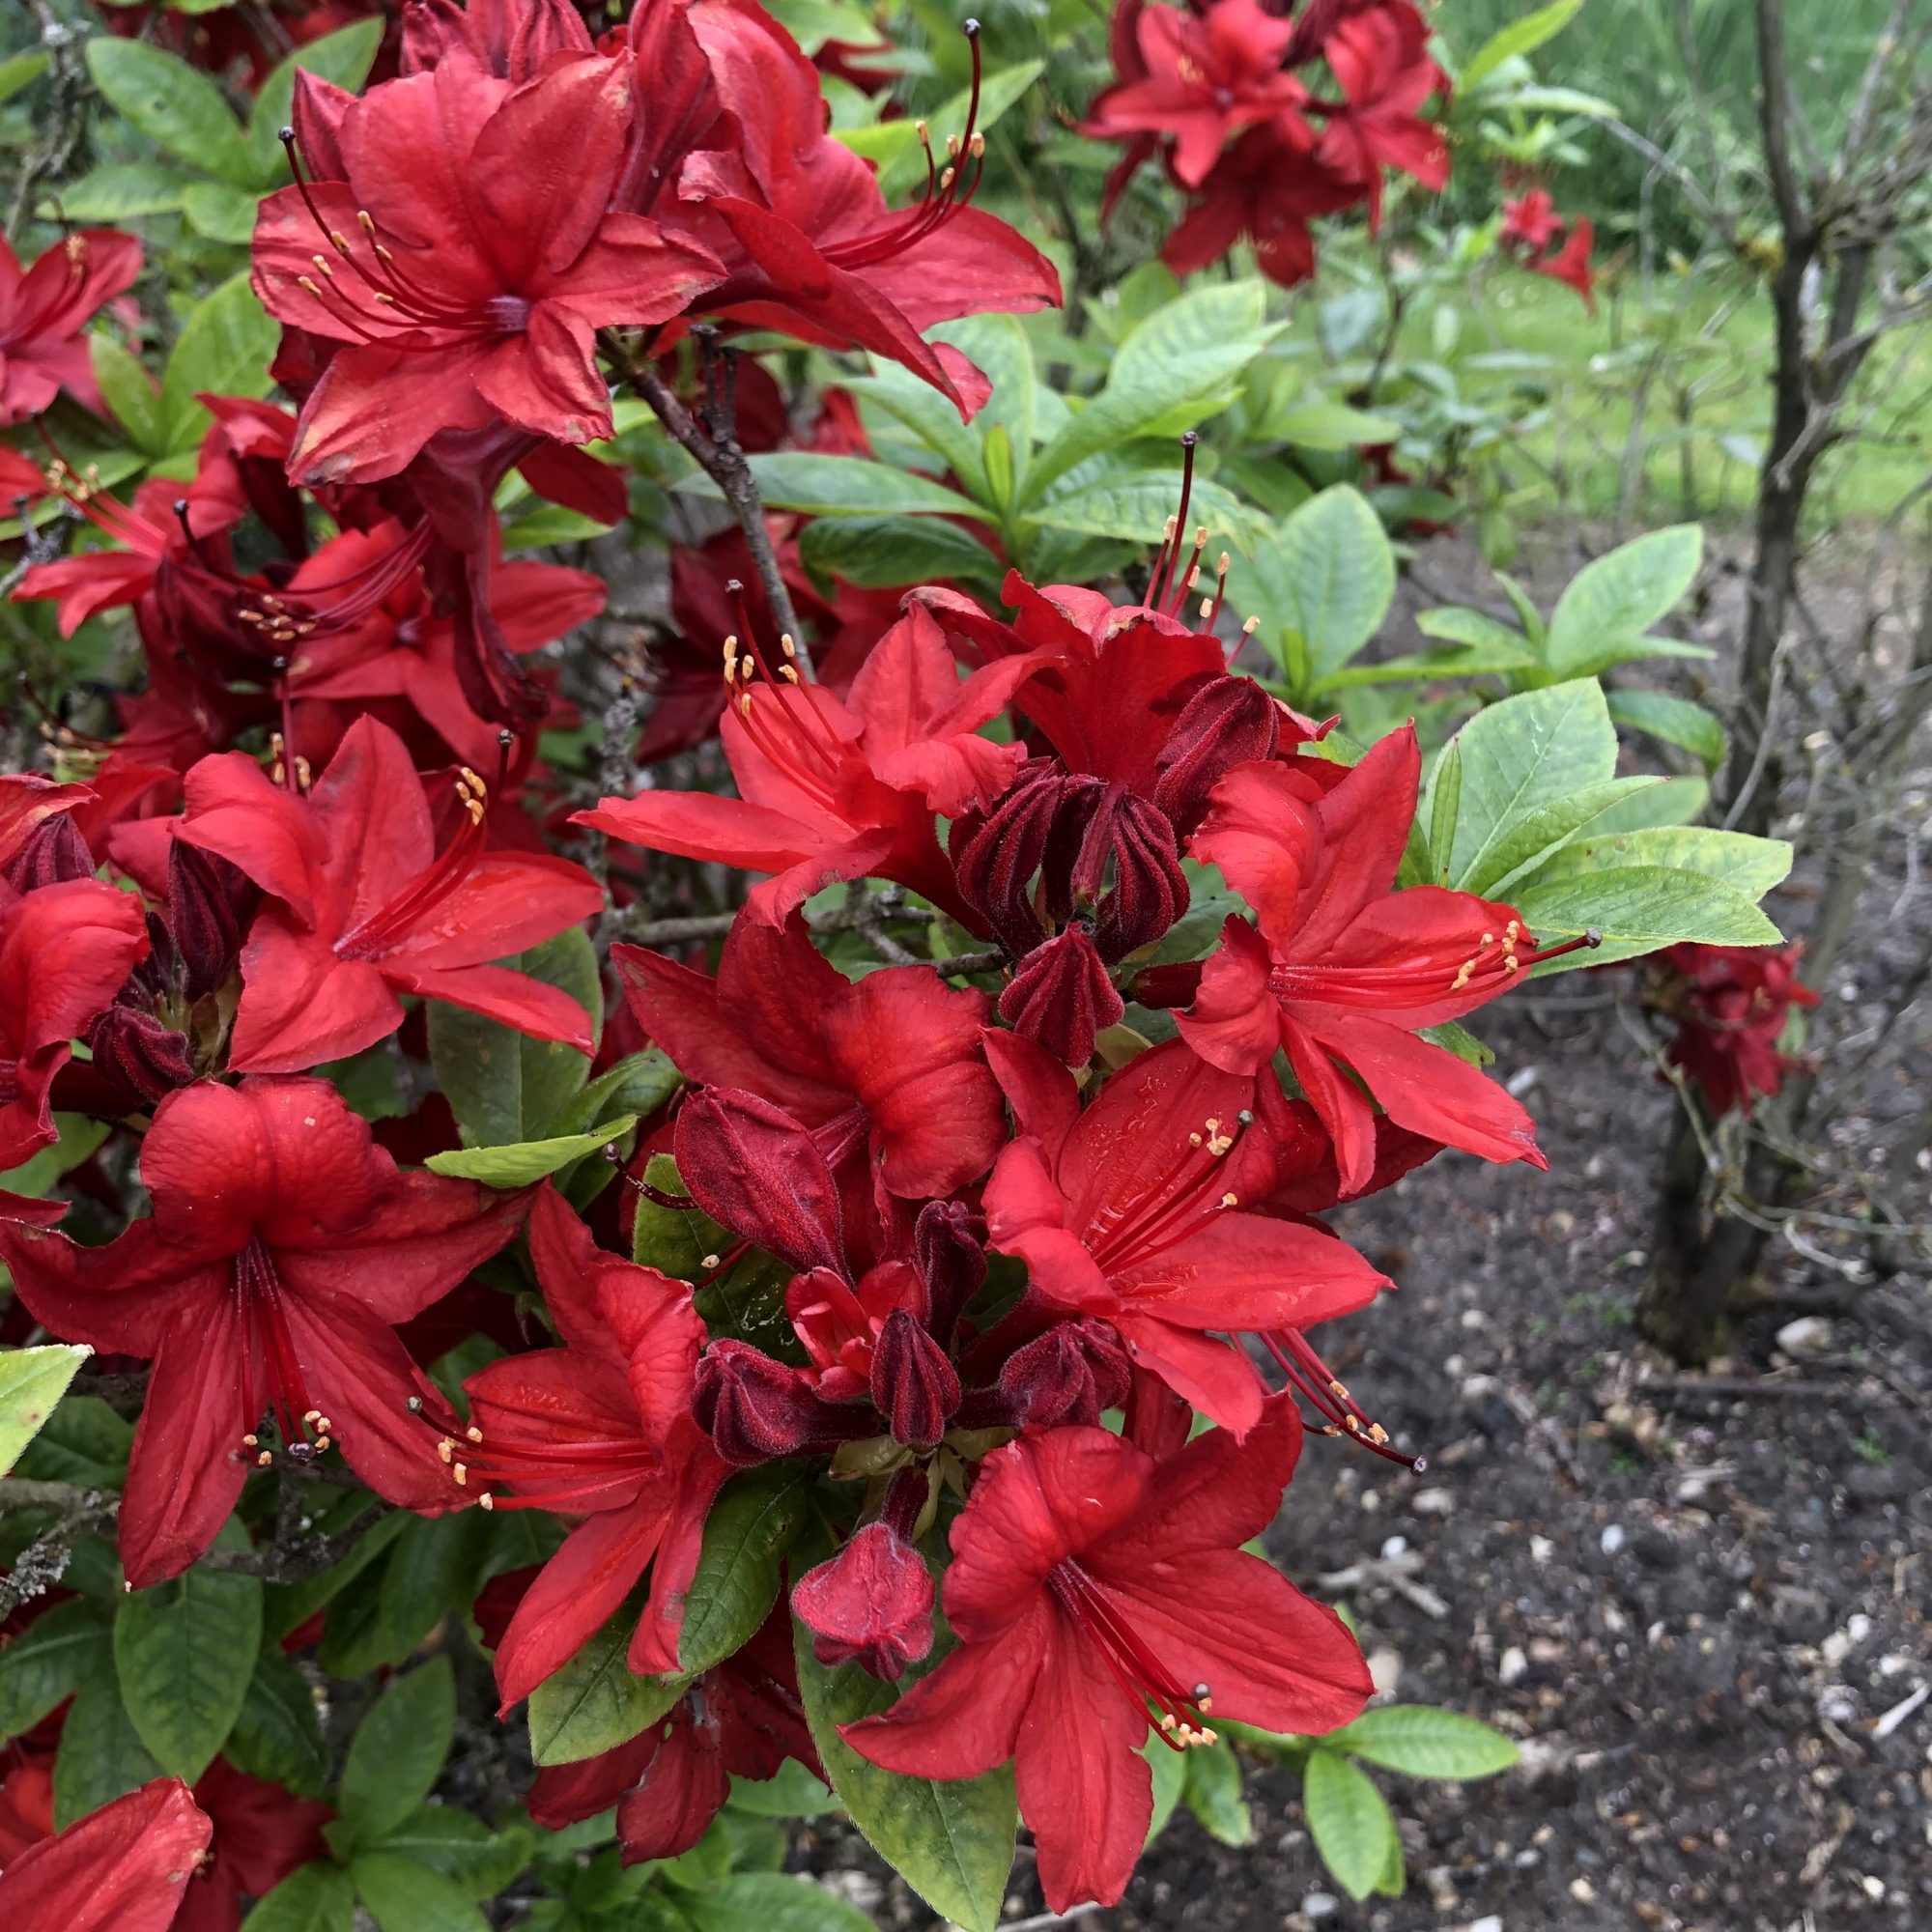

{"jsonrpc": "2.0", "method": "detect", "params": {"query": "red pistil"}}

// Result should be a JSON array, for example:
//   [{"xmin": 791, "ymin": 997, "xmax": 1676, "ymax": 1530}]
[
  {"xmin": 234, "ymin": 1236, "xmax": 332, "ymax": 1466},
  {"xmin": 1050, "ymin": 1562, "xmax": 1217, "ymax": 1748}
]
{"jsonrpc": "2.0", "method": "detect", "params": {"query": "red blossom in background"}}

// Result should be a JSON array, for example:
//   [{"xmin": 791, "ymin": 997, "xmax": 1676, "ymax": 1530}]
[
  {"xmin": 1659, "ymin": 940, "xmax": 1819, "ymax": 1117},
  {"xmin": 1501, "ymin": 187, "xmax": 1597, "ymax": 311},
  {"xmin": 0, "ymin": 228, "xmax": 142, "ymax": 424},
  {"xmin": 0, "ymin": 1077, "xmax": 526, "ymax": 1583}
]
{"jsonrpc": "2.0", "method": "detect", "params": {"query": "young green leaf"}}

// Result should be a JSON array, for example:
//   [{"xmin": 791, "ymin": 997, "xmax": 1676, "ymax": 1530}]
[
  {"xmin": 349, "ymin": 1853, "xmax": 491, "ymax": 1932},
  {"xmin": 0, "ymin": 1344, "xmax": 91, "ymax": 1475},
  {"xmin": 370, "ymin": 1806, "xmax": 533, "ymax": 1899},
  {"xmin": 678, "ymin": 1463, "xmax": 814, "ymax": 1674},
  {"xmin": 1181, "ymin": 1736, "xmax": 1254, "ymax": 1845},
  {"xmin": 1460, "ymin": 0, "xmax": 1584, "ymax": 91},
  {"xmin": 241, "ymin": 1861, "xmax": 357, "ymax": 1932},
  {"xmin": 1605, "ymin": 689, "xmax": 1726, "ymax": 771},
  {"xmin": 1246, "ymin": 486, "xmax": 1394, "ymax": 689},
  {"xmin": 1302, "ymin": 1747, "xmax": 1400, "ymax": 1903},
  {"xmin": 0, "ymin": 1599, "xmax": 111, "ymax": 1744},
  {"xmin": 85, "ymin": 39, "xmax": 255, "ymax": 186},
  {"xmin": 682, "ymin": 1873, "xmax": 879, "ymax": 1932},
  {"xmin": 337, "ymin": 1656, "xmax": 456, "ymax": 1845},
  {"xmin": 1544, "ymin": 525, "xmax": 1702, "ymax": 676},
  {"xmin": 160, "ymin": 273, "xmax": 279, "ymax": 448},
  {"xmin": 113, "ymin": 1561, "xmax": 264, "ymax": 1782},
  {"xmin": 425, "ymin": 1118, "xmax": 638, "ymax": 1188},
  {"xmin": 1329, "ymin": 1705, "xmax": 1520, "ymax": 1779}
]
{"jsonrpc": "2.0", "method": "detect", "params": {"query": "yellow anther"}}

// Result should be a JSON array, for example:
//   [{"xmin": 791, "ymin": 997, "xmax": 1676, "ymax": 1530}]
[
  {"xmin": 242, "ymin": 1433, "xmax": 258, "ymax": 1447},
  {"xmin": 1219, "ymin": 1191, "xmax": 1238, "ymax": 1208},
  {"xmin": 256, "ymin": 1450, "xmax": 273, "ymax": 1466},
  {"xmin": 780, "ymin": 633, "xmax": 797, "ymax": 659},
  {"xmin": 700, "ymin": 1253, "xmax": 722, "ymax": 1269},
  {"xmin": 466, "ymin": 1425, "xmax": 483, "ymax": 1443},
  {"xmin": 478, "ymin": 1492, "xmax": 495, "ymax": 1510},
  {"xmin": 1240, "ymin": 614, "xmax": 1260, "ymax": 635},
  {"xmin": 453, "ymin": 1463, "xmax": 468, "ymax": 1486}
]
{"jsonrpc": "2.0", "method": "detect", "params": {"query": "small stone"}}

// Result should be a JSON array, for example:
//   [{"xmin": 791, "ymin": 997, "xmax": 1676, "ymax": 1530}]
[
  {"xmin": 1776, "ymin": 1315, "xmax": 1833, "ymax": 1359},
  {"xmin": 1529, "ymin": 1535, "xmax": 1554, "ymax": 1563},
  {"xmin": 1302, "ymin": 1891, "xmax": 1339, "ymax": 1919},
  {"xmin": 1600, "ymin": 1523, "xmax": 1627, "ymax": 1555},
  {"xmin": 1500, "ymin": 1645, "xmax": 1529, "ymax": 1687},
  {"xmin": 1411, "ymin": 1487, "xmax": 1455, "ymax": 1517},
  {"xmin": 1569, "ymin": 1877, "xmax": 1597, "ymax": 1904}
]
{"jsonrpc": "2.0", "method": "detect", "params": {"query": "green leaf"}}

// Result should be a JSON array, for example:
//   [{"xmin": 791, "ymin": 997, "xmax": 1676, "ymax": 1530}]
[
  {"xmin": 242, "ymin": 1862, "xmax": 357, "ymax": 1932},
  {"xmin": 85, "ymin": 38, "xmax": 255, "ymax": 185},
  {"xmin": 182, "ymin": 179, "xmax": 265, "ymax": 244},
  {"xmin": 1302, "ymin": 1747, "xmax": 1400, "ymax": 1903},
  {"xmin": 350, "ymin": 1853, "xmax": 490, "ymax": 1932},
  {"xmin": 161, "ymin": 273, "xmax": 279, "ymax": 447},
  {"xmin": 1544, "ymin": 526, "xmax": 1702, "ymax": 676},
  {"xmin": 1605, "ymin": 689, "xmax": 1726, "ymax": 770},
  {"xmin": 938, "ymin": 313, "xmax": 1036, "ymax": 503},
  {"xmin": 1027, "ymin": 281, "xmax": 1276, "ymax": 499},
  {"xmin": 679, "ymin": 1464, "xmax": 812, "ymax": 1674},
  {"xmin": 794, "ymin": 1623, "xmax": 1016, "ymax": 1932},
  {"xmin": 0, "ymin": 1344, "xmax": 91, "ymax": 1474},
  {"xmin": 1027, "ymin": 473, "xmax": 1267, "ymax": 554},
  {"xmin": 1516, "ymin": 864, "xmax": 1781, "ymax": 967},
  {"xmin": 527, "ymin": 1602, "xmax": 682, "ymax": 1767},
  {"xmin": 1589, "ymin": 775, "xmax": 1709, "ymax": 834},
  {"xmin": 1248, "ymin": 486, "xmax": 1394, "ymax": 686},
  {"xmin": 114, "ymin": 1561, "xmax": 264, "ymax": 1781},
  {"xmin": 0, "ymin": 1599, "xmax": 111, "ymax": 1744},
  {"xmin": 10, "ymin": 1393, "xmax": 131, "ymax": 1488},
  {"xmin": 373, "ymin": 1807, "xmax": 532, "ymax": 1899},
  {"xmin": 90, "ymin": 334, "xmax": 167, "ymax": 455},
  {"xmin": 630, "ymin": 1153, "xmax": 730, "ymax": 1281},
  {"xmin": 1440, "ymin": 679, "xmax": 1617, "ymax": 890},
  {"xmin": 1461, "ymin": 0, "xmax": 1583, "ymax": 90},
  {"xmin": 425, "ymin": 1117, "xmax": 637, "ymax": 1187},
  {"xmin": 1143, "ymin": 1731, "xmax": 1188, "ymax": 1844},
  {"xmin": 53, "ymin": 1671, "xmax": 163, "ymax": 1828},
  {"xmin": 1455, "ymin": 777, "xmax": 1661, "ymax": 897},
  {"xmin": 1181, "ymin": 1737, "xmax": 1253, "ymax": 1845},
  {"xmin": 680, "ymin": 453, "xmax": 982, "ymax": 520},
  {"xmin": 1428, "ymin": 740, "xmax": 1462, "ymax": 885},
  {"xmin": 727, "ymin": 1758, "xmax": 838, "ymax": 1817},
  {"xmin": 848, "ymin": 359, "xmax": 984, "ymax": 497},
  {"xmin": 226, "ymin": 1646, "xmax": 329, "ymax": 1798},
  {"xmin": 1331, "ymin": 1705, "xmax": 1520, "ymax": 1779},
  {"xmin": 549, "ymin": 1048, "xmax": 681, "ymax": 1139},
  {"xmin": 1270, "ymin": 402, "xmax": 1404, "ymax": 451},
  {"xmin": 427, "ymin": 927, "xmax": 599, "ymax": 1148},
  {"xmin": 247, "ymin": 19, "xmax": 386, "ymax": 177},
  {"xmin": 338, "ymin": 1657, "xmax": 455, "ymax": 1845},
  {"xmin": 0, "ymin": 49, "xmax": 50, "ymax": 106},
  {"xmin": 0, "ymin": 1114, "xmax": 112, "ymax": 1203},
  {"xmin": 682, "ymin": 1874, "xmax": 879, "ymax": 1932},
  {"xmin": 372, "ymin": 1510, "xmax": 496, "ymax": 1664},
  {"xmin": 1416, "ymin": 606, "xmax": 1537, "ymax": 653},
  {"xmin": 798, "ymin": 515, "xmax": 1003, "ymax": 592},
  {"xmin": 43, "ymin": 159, "xmax": 194, "ymax": 221}
]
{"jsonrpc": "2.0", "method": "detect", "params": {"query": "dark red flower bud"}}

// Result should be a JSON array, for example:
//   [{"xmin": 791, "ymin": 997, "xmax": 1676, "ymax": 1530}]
[
  {"xmin": 673, "ymin": 1088, "xmax": 846, "ymax": 1276},
  {"xmin": 1127, "ymin": 958, "xmax": 1205, "ymax": 1010},
  {"xmin": 693, "ymin": 1339, "xmax": 870, "ymax": 1465},
  {"xmin": 1083, "ymin": 790, "xmax": 1185, "ymax": 960},
  {"xmin": 791, "ymin": 1518, "xmax": 936, "ymax": 1681},
  {"xmin": 998, "ymin": 926, "xmax": 1124, "ymax": 1068},
  {"xmin": 3, "ymin": 810, "xmax": 94, "ymax": 891},
  {"xmin": 869, "ymin": 1307, "xmax": 960, "ymax": 1449},
  {"xmin": 167, "ymin": 838, "xmax": 248, "ymax": 1002},
  {"xmin": 952, "ymin": 761, "xmax": 1097, "ymax": 958},
  {"xmin": 85, "ymin": 1005, "xmax": 195, "ymax": 1108},
  {"xmin": 1151, "ymin": 675, "xmax": 1282, "ymax": 836},
  {"xmin": 913, "ymin": 1199, "xmax": 986, "ymax": 1348},
  {"xmin": 1000, "ymin": 1318, "xmax": 1133, "ymax": 1428}
]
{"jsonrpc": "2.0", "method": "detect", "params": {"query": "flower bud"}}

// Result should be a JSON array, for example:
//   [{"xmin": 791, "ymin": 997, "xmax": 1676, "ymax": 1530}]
[
  {"xmin": 167, "ymin": 838, "xmax": 248, "ymax": 1002},
  {"xmin": 913, "ymin": 1199, "xmax": 986, "ymax": 1349},
  {"xmin": 999, "ymin": 1319, "xmax": 1132, "ymax": 1428},
  {"xmin": 85, "ymin": 1006, "xmax": 195, "ymax": 1109},
  {"xmin": 791, "ymin": 1520, "xmax": 935, "ymax": 1681},
  {"xmin": 673, "ymin": 1088, "xmax": 846, "ymax": 1275},
  {"xmin": 997, "ymin": 925, "xmax": 1123, "ymax": 1069},
  {"xmin": 693, "ymin": 1339, "xmax": 868, "ymax": 1465},
  {"xmin": 1151, "ymin": 675, "xmax": 1281, "ymax": 836},
  {"xmin": 3, "ymin": 811, "xmax": 94, "ymax": 891},
  {"xmin": 868, "ymin": 1308, "xmax": 960, "ymax": 1449},
  {"xmin": 952, "ymin": 761, "xmax": 1090, "ymax": 958},
  {"xmin": 1083, "ymin": 791, "xmax": 1185, "ymax": 960}
]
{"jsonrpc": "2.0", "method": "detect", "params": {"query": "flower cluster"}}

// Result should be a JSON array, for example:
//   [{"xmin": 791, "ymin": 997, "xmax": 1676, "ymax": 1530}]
[
  {"xmin": 1500, "ymin": 186, "xmax": 1598, "ymax": 312},
  {"xmin": 1654, "ymin": 940, "xmax": 1819, "ymax": 1117},
  {"xmin": 1082, "ymin": 0, "xmax": 1447, "ymax": 286}
]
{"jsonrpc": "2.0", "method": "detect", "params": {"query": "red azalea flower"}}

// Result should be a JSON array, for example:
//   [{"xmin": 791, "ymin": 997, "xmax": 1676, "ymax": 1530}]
[
  {"xmin": 842, "ymin": 1401, "xmax": 1372, "ymax": 1912},
  {"xmin": 1180, "ymin": 726, "xmax": 1595, "ymax": 1193},
  {"xmin": 0, "ymin": 1076, "xmax": 528, "ymax": 1584},
  {"xmin": 526, "ymin": 1604, "xmax": 821, "ymax": 1862},
  {"xmin": 0, "ymin": 228, "xmax": 143, "ymax": 426},
  {"xmin": 1500, "ymin": 186, "xmax": 1563, "ymax": 253},
  {"xmin": 452, "ymin": 1186, "xmax": 728, "ymax": 1702},
  {"xmin": 0, "ymin": 1778, "xmax": 210, "ymax": 1932},
  {"xmin": 1661, "ymin": 940, "xmax": 1819, "ymax": 1117},
  {"xmin": 1164, "ymin": 117, "xmax": 1359, "ymax": 287},
  {"xmin": 288, "ymin": 534, "xmax": 605, "ymax": 769},
  {"xmin": 1082, "ymin": 0, "xmax": 1305, "ymax": 188},
  {"xmin": 1532, "ymin": 217, "xmax": 1597, "ymax": 313},
  {"xmin": 979, "ymin": 1032, "xmax": 1386, "ymax": 1431},
  {"xmin": 1500, "ymin": 189, "xmax": 1597, "ymax": 312},
  {"xmin": 175, "ymin": 1760, "xmax": 331, "ymax": 1932},
  {"xmin": 252, "ymin": 53, "xmax": 723, "ymax": 484},
  {"xmin": 579, "ymin": 604, "xmax": 1037, "ymax": 926},
  {"xmin": 174, "ymin": 715, "xmax": 601, "ymax": 1071},
  {"xmin": 657, "ymin": 7, "xmax": 1061, "ymax": 417},
  {"xmin": 616, "ymin": 909, "xmax": 1007, "ymax": 1217},
  {"xmin": 1309, "ymin": 0, "xmax": 1448, "ymax": 226},
  {"xmin": 0, "ymin": 876, "xmax": 151, "ymax": 1171}
]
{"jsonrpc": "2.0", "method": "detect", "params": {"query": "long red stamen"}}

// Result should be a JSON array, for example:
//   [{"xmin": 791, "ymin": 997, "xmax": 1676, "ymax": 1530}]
[
  {"xmin": 334, "ymin": 766, "xmax": 491, "ymax": 958},
  {"xmin": 1052, "ymin": 1564, "xmax": 1217, "ymax": 1748},
  {"xmin": 1264, "ymin": 1328, "xmax": 1424, "ymax": 1471},
  {"xmin": 1088, "ymin": 1112, "xmax": 1245, "ymax": 1271},
  {"xmin": 234, "ymin": 1238, "xmax": 334, "ymax": 1466}
]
